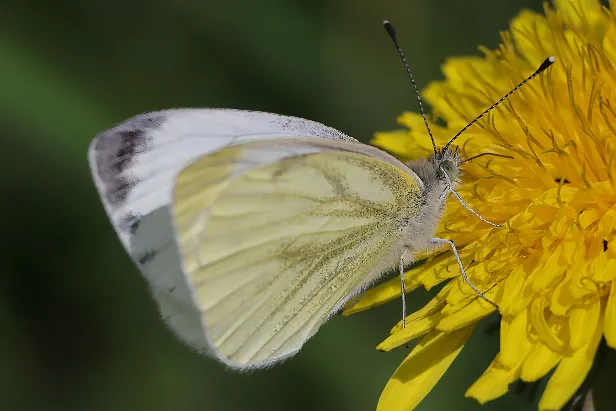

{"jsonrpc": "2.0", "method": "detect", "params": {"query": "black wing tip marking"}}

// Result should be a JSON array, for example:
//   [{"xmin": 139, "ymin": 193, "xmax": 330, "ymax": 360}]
[
  {"xmin": 92, "ymin": 113, "xmax": 167, "ymax": 207},
  {"xmin": 120, "ymin": 212, "xmax": 143, "ymax": 235},
  {"xmin": 110, "ymin": 129, "xmax": 145, "ymax": 174},
  {"xmin": 137, "ymin": 249, "xmax": 158, "ymax": 265}
]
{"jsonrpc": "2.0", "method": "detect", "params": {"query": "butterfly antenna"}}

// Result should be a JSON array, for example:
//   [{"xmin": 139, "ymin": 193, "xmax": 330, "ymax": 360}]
[
  {"xmin": 443, "ymin": 56, "xmax": 556, "ymax": 152},
  {"xmin": 384, "ymin": 20, "xmax": 438, "ymax": 156},
  {"xmin": 459, "ymin": 152, "xmax": 514, "ymax": 164}
]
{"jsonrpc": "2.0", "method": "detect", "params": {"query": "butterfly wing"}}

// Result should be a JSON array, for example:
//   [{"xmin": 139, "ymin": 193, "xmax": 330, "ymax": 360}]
[
  {"xmin": 88, "ymin": 109, "xmax": 362, "ymax": 349},
  {"xmin": 89, "ymin": 108, "xmax": 357, "ymax": 249},
  {"xmin": 172, "ymin": 138, "xmax": 424, "ymax": 368}
]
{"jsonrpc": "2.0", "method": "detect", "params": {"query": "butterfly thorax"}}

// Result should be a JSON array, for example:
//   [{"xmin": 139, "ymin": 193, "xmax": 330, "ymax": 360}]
[{"xmin": 403, "ymin": 147, "xmax": 462, "ymax": 248}]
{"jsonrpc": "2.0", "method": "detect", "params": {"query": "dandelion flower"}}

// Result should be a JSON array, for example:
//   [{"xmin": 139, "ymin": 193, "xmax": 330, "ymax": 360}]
[{"xmin": 344, "ymin": 0, "xmax": 616, "ymax": 409}]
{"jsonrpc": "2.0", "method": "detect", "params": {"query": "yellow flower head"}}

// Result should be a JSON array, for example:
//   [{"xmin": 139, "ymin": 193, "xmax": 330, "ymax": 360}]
[{"xmin": 344, "ymin": 0, "xmax": 616, "ymax": 410}]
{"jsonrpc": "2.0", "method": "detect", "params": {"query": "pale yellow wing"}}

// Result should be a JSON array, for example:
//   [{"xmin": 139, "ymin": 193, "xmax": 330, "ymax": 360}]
[{"xmin": 172, "ymin": 138, "xmax": 422, "ymax": 368}]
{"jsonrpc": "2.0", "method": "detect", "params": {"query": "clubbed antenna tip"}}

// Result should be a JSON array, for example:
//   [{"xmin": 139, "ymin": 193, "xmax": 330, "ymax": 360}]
[
  {"xmin": 383, "ymin": 20, "xmax": 396, "ymax": 38},
  {"xmin": 537, "ymin": 56, "xmax": 556, "ymax": 73}
]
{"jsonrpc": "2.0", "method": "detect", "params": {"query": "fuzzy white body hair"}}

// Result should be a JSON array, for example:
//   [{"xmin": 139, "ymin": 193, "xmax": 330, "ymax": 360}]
[{"xmin": 402, "ymin": 154, "xmax": 460, "ymax": 255}]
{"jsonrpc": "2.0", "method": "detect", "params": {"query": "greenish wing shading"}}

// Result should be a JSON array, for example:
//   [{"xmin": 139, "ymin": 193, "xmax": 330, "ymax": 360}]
[{"xmin": 172, "ymin": 139, "xmax": 422, "ymax": 367}]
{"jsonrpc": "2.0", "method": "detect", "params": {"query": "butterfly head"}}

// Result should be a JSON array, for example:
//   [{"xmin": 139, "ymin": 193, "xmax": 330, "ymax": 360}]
[
  {"xmin": 405, "ymin": 146, "xmax": 461, "ymax": 194},
  {"xmin": 433, "ymin": 146, "xmax": 462, "ymax": 188}
]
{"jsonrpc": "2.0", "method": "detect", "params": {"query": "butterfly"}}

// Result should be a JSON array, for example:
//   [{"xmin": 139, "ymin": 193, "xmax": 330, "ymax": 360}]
[{"xmin": 88, "ymin": 22, "xmax": 554, "ymax": 369}]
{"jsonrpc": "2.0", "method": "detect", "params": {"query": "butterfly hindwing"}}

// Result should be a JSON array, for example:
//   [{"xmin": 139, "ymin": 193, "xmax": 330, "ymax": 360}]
[{"xmin": 172, "ymin": 138, "xmax": 424, "ymax": 367}]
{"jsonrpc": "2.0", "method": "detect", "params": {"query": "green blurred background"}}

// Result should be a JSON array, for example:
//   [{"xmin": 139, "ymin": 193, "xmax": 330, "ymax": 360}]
[{"xmin": 0, "ymin": 0, "xmax": 559, "ymax": 410}]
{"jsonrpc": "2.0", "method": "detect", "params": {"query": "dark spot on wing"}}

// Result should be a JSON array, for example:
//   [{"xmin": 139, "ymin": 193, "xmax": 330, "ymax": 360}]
[
  {"xmin": 93, "ymin": 113, "xmax": 166, "ymax": 207},
  {"xmin": 554, "ymin": 178, "xmax": 570, "ymax": 184},
  {"xmin": 111, "ymin": 130, "xmax": 145, "ymax": 173},
  {"xmin": 106, "ymin": 180, "xmax": 136, "ymax": 205},
  {"xmin": 169, "ymin": 286, "xmax": 176, "ymax": 293},
  {"xmin": 133, "ymin": 115, "xmax": 166, "ymax": 130},
  {"xmin": 119, "ymin": 212, "xmax": 142, "ymax": 235},
  {"xmin": 138, "ymin": 249, "xmax": 157, "ymax": 265},
  {"xmin": 603, "ymin": 239, "xmax": 608, "ymax": 252}
]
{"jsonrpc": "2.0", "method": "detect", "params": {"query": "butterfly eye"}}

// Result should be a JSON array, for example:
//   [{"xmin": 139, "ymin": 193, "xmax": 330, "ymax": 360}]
[{"xmin": 440, "ymin": 160, "xmax": 458, "ymax": 182}]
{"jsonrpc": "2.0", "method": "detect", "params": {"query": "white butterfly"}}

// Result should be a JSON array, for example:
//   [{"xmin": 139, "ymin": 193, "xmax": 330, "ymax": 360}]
[
  {"xmin": 88, "ymin": 24, "xmax": 554, "ymax": 369},
  {"xmin": 88, "ymin": 107, "xmax": 487, "ymax": 368}
]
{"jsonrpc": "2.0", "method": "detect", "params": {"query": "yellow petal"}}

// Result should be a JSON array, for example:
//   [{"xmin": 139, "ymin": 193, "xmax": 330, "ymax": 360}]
[
  {"xmin": 342, "ymin": 268, "xmax": 426, "ymax": 316},
  {"xmin": 371, "ymin": 130, "xmax": 420, "ymax": 160},
  {"xmin": 530, "ymin": 298, "xmax": 568, "ymax": 352},
  {"xmin": 510, "ymin": 10, "xmax": 555, "ymax": 68},
  {"xmin": 560, "ymin": 225, "xmax": 587, "ymax": 265},
  {"xmin": 500, "ymin": 309, "xmax": 533, "ymax": 368},
  {"xmin": 423, "ymin": 59, "xmax": 498, "ymax": 127},
  {"xmin": 539, "ymin": 302, "xmax": 604, "ymax": 411},
  {"xmin": 520, "ymin": 341, "xmax": 562, "ymax": 382},
  {"xmin": 578, "ymin": 207, "xmax": 605, "ymax": 229},
  {"xmin": 420, "ymin": 255, "xmax": 460, "ymax": 290},
  {"xmin": 597, "ymin": 207, "xmax": 616, "ymax": 238},
  {"xmin": 530, "ymin": 246, "xmax": 566, "ymax": 291},
  {"xmin": 568, "ymin": 299, "xmax": 601, "ymax": 350},
  {"xmin": 377, "ymin": 313, "xmax": 444, "ymax": 352},
  {"xmin": 390, "ymin": 281, "xmax": 454, "ymax": 333},
  {"xmin": 437, "ymin": 295, "xmax": 496, "ymax": 332},
  {"xmin": 397, "ymin": 112, "xmax": 450, "ymax": 149},
  {"xmin": 605, "ymin": 279, "xmax": 616, "ymax": 348},
  {"xmin": 499, "ymin": 250, "xmax": 544, "ymax": 316},
  {"xmin": 465, "ymin": 354, "xmax": 521, "ymax": 404},
  {"xmin": 589, "ymin": 252, "xmax": 616, "ymax": 283},
  {"xmin": 550, "ymin": 277, "xmax": 578, "ymax": 316},
  {"xmin": 554, "ymin": 0, "xmax": 606, "ymax": 41},
  {"xmin": 438, "ymin": 57, "xmax": 494, "ymax": 95},
  {"xmin": 442, "ymin": 271, "xmax": 498, "ymax": 311},
  {"xmin": 500, "ymin": 264, "xmax": 533, "ymax": 315},
  {"xmin": 377, "ymin": 326, "xmax": 476, "ymax": 411}
]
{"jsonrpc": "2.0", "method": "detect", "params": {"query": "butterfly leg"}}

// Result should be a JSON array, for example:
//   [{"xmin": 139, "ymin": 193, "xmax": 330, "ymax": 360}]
[
  {"xmin": 448, "ymin": 188, "xmax": 502, "ymax": 227},
  {"xmin": 430, "ymin": 238, "xmax": 499, "ymax": 309},
  {"xmin": 399, "ymin": 250, "xmax": 409, "ymax": 329}
]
